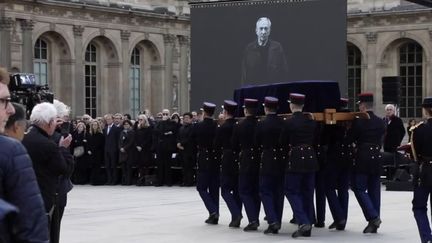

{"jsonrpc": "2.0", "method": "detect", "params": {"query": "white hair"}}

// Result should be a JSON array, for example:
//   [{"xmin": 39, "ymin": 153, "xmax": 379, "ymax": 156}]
[
  {"xmin": 256, "ymin": 17, "xmax": 272, "ymax": 28},
  {"xmin": 385, "ymin": 104, "xmax": 395, "ymax": 111},
  {"xmin": 30, "ymin": 102, "xmax": 58, "ymax": 125},
  {"xmin": 53, "ymin": 99, "xmax": 70, "ymax": 118}
]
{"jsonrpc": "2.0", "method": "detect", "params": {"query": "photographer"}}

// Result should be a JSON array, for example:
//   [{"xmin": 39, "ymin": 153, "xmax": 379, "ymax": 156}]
[
  {"xmin": 0, "ymin": 67, "xmax": 49, "ymax": 242},
  {"xmin": 51, "ymin": 99, "xmax": 74, "ymax": 243},
  {"xmin": 22, "ymin": 102, "xmax": 73, "ymax": 243}
]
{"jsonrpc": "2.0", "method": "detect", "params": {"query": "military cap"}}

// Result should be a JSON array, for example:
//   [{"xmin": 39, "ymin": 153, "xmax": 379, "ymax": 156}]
[
  {"xmin": 422, "ymin": 97, "xmax": 432, "ymax": 108},
  {"xmin": 357, "ymin": 92, "xmax": 374, "ymax": 104},
  {"xmin": 263, "ymin": 96, "xmax": 279, "ymax": 108},
  {"xmin": 288, "ymin": 93, "xmax": 306, "ymax": 105},
  {"xmin": 340, "ymin": 98, "xmax": 349, "ymax": 108},
  {"xmin": 221, "ymin": 100, "xmax": 238, "ymax": 113},
  {"xmin": 202, "ymin": 102, "xmax": 216, "ymax": 114},
  {"xmin": 243, "ymin": 98, "xmax": 258, "ymax": 108}
]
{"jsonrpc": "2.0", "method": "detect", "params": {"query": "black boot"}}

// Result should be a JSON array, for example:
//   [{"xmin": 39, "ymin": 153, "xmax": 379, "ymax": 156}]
[
  {"xmin": 243, "ymin": 221, "xmax": 259, "ymax": 232},
  {"xmin": 314, "ymin": 222, "xmax": 325, "ymax": 228},
  {"xmin": 292, "ymin": 224, "xmax": 312, "ymax": 238},
  {"xmin": 329, "ymin": 219, "xmax": 346, "ymax": 231},
  {"xmin": 263, "ymin": 223, "xmax": 280, "ymax": 234},
  {"xmin": 229, "ymin": 215, "xmax": 242, "ymax": 228},
  {"xmin": 205, "ymin": 213, "xmax": 219, "ymax": 225},
  {"xmin": 363, "ymin": 217, "xmax": 381, "ymax": 234},
  {"xmin": 289, "ymin": 217, "xmax": 297, "ymax": 224}
]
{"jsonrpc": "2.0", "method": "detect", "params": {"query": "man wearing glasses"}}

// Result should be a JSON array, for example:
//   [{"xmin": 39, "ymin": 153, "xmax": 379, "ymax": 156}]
[{"xmin": 0, "ymin": 67, "xmax": 49, "ymax": 242}]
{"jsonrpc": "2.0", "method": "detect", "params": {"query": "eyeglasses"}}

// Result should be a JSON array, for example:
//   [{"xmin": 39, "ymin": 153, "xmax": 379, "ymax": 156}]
[
  {"xmin": 0, "ymin": 97, "xmax": 11, "ymax": 109},
  {"xmin": 162, "ymin": 113, "xmax": 169, "ymax": 116}
]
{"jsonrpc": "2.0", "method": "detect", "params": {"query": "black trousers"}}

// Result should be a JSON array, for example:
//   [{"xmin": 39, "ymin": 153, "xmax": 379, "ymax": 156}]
[
  {"xmin": 156, "ymin": 150, "xmax": 172, "ymax": 186},
  {"xmin": 104, "ymin": 152, "xmax": 118, "ymax": 184},
  {"xmin": 182, "ymin": 151, "xmax": 196, "ymax": 186},
  {"xmin": 122, "ymin": 161, "xmax": 133, "ymax": 185}
]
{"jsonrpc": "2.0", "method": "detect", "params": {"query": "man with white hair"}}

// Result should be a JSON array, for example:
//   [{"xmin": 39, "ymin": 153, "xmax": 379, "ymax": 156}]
[
  {"xmin": 383, "ymin": 104, "xmax": 405, "ymax": 153},
  {"xmin": 22, "ymin": 102, "xmax": 73, "ymax": 242},
  {"xmin": 241, "ymin": 17, "xmax": 288, "ymax": 85},
  {"xmin": 51, "ymin": 99, "xmax": 74, "ymax": 243}
]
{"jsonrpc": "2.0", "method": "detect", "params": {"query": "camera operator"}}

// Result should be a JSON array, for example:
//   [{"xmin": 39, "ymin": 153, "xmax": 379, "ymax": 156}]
[
  {"xmin": 22, "ymin": 102, "xmax": 73, "ymax": 243},
  {"xmin": 0, "ymin": 67, "xmax": 49, "ymax": 242}
]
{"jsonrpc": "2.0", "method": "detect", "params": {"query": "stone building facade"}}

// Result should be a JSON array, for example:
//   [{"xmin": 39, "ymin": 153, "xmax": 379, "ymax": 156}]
[
  {"xmin": 0, "ymin": 0, "xmax": 190, "ymax": 118},
  {"xmin": 347, "ymin": 0, "xmax": 432, "ymax": 119},
  {"xmin": 1, "ymin": 0, "xmax": 431, "ymax": 120}
]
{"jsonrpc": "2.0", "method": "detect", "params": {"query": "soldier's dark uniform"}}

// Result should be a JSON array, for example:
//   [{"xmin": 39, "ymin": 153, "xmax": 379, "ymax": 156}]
[
  {"xmin": 282, "ymin": 93, "xmax": 318, "ymax": 238},
  {"xmin": 314, "ymin": 123, "xmax": 327, "ymax": 228},
  {"xmin": 232, "ymin": 99, "xmax": 261, "ymax": 231},
  {"xmin": 347, "ymin": 93, "xmax": 385, "ymax": 233},
  {"xmin": 193, "ymin": 102, "xmax": 220, "ymax": 224},
  {"xmin": 324, "ymin": 98, "xmax": 353, "ymax": 230},
  {"xmin": 255, "ymin": 96, "xmax": 285, "ymax": 234},
  {"xmin": 215, "ymin": 100, "xmax": 242, "ymax": 227},
  {"xmin": 412, "ymin": 97, "xmax": 432, "ymax": 243}
]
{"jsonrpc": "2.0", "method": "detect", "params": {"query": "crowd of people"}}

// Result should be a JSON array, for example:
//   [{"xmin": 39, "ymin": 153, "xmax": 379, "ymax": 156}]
[{"xmin": 2, "ymin": 61, "xmax": 432, "ymax": 242}]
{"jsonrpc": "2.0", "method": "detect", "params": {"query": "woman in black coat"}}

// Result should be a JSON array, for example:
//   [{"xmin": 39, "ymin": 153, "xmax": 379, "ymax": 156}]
[
  {"xmin": 71, "ymin": 122, "xmax": 89, "ymax": 184},
  {"xmin": 87, "ymin": 120, "xmax": 105, "ymax": 185},
  {"xmin": 119, "ymin": 120, "xmax": 136, "ymax": 185},
  {"xmin": 135, "ymin": 114, "xmax": 153, "ymax": 186}
]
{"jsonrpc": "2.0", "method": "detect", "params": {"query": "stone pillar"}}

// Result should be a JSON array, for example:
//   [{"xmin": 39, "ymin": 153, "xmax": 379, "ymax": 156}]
[
  {"xmin": 0, "ymin": 17, "xmax": 13, "ymax": 69},
  {"xmin": 73, "ymin": 25, "xmax": 85, "ymax": 117},
  {"xmin": 120, "ymin": 30, "xmax": 131, "ymax": 114},
  {"xmin": 163, "ymin": 34, "xmax": 175, "ymax": 110},
  {"xmin": 21, "ymin": 19, "xmax": 34, "ymax": 73},
  {"xmin": 178, "ymin": 35, "xmax": 190, "ymax": 113},
  {"xmin": 365, "ymin": 32, "xmax": 380, "ymax": 111}
]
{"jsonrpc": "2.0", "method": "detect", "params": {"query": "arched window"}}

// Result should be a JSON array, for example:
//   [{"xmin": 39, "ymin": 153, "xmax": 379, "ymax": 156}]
[
  {"xmin": 34, "ymin": 38, "xmax": 48, "ymax": 85},
  {"xmin": 85, "ymin": 44, "xmax": 97, "ymax": 118},
  {"xmin": 130, "ymin": 47, "xmax": 140, "ymax": 118},
  {"xmin": 347, "ymin": 43, "xmax": 362, "ymax": 111},
  {"xmin": 399, "ymin": 42, "xmax": 423, "ymax": 118}
]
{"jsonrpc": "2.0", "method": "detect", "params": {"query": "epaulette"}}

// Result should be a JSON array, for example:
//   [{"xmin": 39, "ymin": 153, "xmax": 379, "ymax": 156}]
[{"xmin": 410, "ymin": 121, "xmax": 424, "ymax": 132}]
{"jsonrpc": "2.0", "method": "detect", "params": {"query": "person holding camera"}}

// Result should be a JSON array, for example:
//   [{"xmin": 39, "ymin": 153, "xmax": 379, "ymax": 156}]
[{"xmin": 22, "ymin": 102, "xmax": 74, "ymax": 243}]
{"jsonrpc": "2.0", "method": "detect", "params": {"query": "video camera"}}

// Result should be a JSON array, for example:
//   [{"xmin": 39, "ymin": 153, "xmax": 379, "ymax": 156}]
[{"xmin": 8, "ymin": 73, "xmax": 54, "ymax": 118}]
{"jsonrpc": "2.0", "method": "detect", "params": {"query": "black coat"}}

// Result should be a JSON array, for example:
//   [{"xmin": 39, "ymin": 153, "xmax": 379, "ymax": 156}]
[
  {"xmin": 71, "ymin": 131, "xmax": 89, "ymax": 169},
  {"xmin": 281, "ymin": 112, "xmax": 318, "ymax": 173},
  {"xmin": 215, "ymin": 118, "xmax": 238, "ymax": 175},
  {"xmin": 51, "ymin": 131, "xmax": 74, "ymax": 197},
  {"xmin": 22, "ymin": 125, "xmax": 73, "ymax": 211},
  {"xmin": 192, "ymin": 117, "xmax": 218, "ymax": 172},
  {"xmin": 347, "ymin": 111, "xmax": 386, "ymax": 175},
  {"xmin": 0, "ymin": 135, "xmax": 49, "ymax": 242},
  {"xmin": 255, "ymin": 114, "xmax": 285, "ymax": 176},
  {"xmin": 153, "ymin": 120, "xmax": 178, "ymax": 153},
  {"xmin": 86, "ymin": 132, "xmax": 104, "ymax": 166},
  {"xmin": 135, "ymin": 127, "xmax": 153, "ymax": 167},
  {"xmin": 103, "ymin": 124, "xmax": 122, "ymax": 156},
  {"xmin": 177, "ymin": 123, "xmax": 196, "ymax": 154},
  {"xmin": 119, "ymin": 129, "xmax": 135, "ymax": 164},
  {"xmin": 232, "ymin": 116, "xmax": 260, "ymax": 175},
  {"xmin": 383, "ymin": 115, "xmax": 406, "ymax": 152},
  {"xmin": 412, "ymin": 118, "xmax": 432, "ymax": 160}
]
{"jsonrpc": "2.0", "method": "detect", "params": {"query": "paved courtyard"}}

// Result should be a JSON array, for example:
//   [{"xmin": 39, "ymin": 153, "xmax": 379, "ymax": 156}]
[{"xmin": 61, "ymin": 185, "xmax": 420, "ymax": 243}]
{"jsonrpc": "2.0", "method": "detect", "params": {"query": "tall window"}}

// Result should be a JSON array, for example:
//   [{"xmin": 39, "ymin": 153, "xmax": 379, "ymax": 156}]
[
  {"xmin": 399, "ymin": 42, "xmax": 423, "ymax": 118},
  {"xmin": 85, "ymin": 44, "xmax": 97, "ymax": 118},
  {"xmin": 347, "ymin": 43, "xmax": 362, "ymax": 111},
  {"xmin": 34, "ymin": 38, "xmax": 48, "ymax": 85},
  {"xmin": 130, "ymin": 48, "xmax": 141, "ymax": 118}
]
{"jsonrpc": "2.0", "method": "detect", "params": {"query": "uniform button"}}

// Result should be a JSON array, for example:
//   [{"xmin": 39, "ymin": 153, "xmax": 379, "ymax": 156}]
[
  {"xmin": 308, "ymin": 147, "xmax": 311, "ymax": 150},
  {"xmin": 301, "ymin": 157, "xmax": 305, "ymax": 160},
  {"xmin": 310, "ymin": 156, "xmax": 313, "ymax": 159},
  {"xmin": 251, "ymin": 157, "xmax": 254, "ymax": 159},
  {"xmin": 341, "ymin": 152, "xmax": 344, "ymax": 155},
  {"xmin": 273, "ymin": 149, "xmax": 276, "ymax": 152},
  {"xmin": 274, "ymin": 157, "xmax": 277, "ymax": 160},
  {"xmin": 371, "ymin": 156, "xmax": 375, "ymax": 159},
  {"xmin": 206, "ymin": 158, "xmax": 209, "ymax": 161},
  {"xmin": 370, "ymin": 148, "xmax": 373, "ymax": 150},
  {"xmin": 301, "ymin": 148, "xmax": 303, "ymax": 151}
]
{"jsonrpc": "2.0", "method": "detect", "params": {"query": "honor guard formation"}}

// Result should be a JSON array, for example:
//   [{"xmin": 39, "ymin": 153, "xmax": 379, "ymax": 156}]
[{"xmin": 191, "ymin": 92, "xmax": 432, "ymax": 241}]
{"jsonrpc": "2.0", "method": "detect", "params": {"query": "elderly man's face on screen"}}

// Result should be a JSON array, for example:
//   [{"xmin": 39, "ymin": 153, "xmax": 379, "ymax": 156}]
[{"xmin": 256, "ymin": 18, "xmax": 271, "ymax": 44}]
